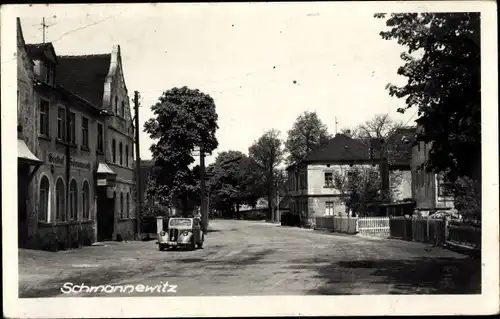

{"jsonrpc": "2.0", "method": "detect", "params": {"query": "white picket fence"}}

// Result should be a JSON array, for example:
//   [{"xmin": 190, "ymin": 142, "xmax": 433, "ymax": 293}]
[
  {"xmin": 357, "ymin": 217, "xmax": 390, "ymax": 234},
  {"xmin": 314, "ymin": 216, "xmax": 390, "ymax": 235}
]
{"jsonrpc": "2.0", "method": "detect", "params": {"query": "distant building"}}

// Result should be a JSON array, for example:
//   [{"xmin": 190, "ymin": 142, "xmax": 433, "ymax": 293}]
[
  {"xmin": 286, "ymin": 130, "xmax": 415, "ymax": 227},
  {"xmin": 411, "ymin": 123, "xmax": 454, "ymax": 213}
]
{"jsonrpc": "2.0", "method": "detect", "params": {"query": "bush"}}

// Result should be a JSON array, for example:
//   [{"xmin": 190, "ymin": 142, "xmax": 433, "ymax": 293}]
[{"xmin": 453, "ymin": 176, "xmax": 481, "ymax": 221}]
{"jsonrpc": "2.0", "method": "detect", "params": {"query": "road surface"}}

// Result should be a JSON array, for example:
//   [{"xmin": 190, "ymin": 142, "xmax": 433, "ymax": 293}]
[{"xmin": 19, "ymin": 219, "xmax": 480, "ymax": 297}]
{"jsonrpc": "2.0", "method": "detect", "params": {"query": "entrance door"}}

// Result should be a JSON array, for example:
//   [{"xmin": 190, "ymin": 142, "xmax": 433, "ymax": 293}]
[
  {"xmin": 18, "ymin": 165, "xmax": 29, "ymax": 248},
  {"xmin": 97, "ymin": 188, "xmax": 115, "ymax": 241}
]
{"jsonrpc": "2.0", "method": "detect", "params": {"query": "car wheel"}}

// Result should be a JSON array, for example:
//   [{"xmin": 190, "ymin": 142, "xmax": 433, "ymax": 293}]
[
  {"xmin": 190, "ymin": 238, "xmax": 196, "ymax": 251},
  {"xmin": 159, "ymin": 244, "xmax": 165, "ymax": 251}
]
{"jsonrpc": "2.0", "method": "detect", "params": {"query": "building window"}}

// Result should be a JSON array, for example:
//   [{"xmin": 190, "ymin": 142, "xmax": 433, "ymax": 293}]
[
  {"xmin": 69, "ymin": 179, "xmax": 78, "ymax": 220},
  {"xmin": 115, "ymin": 96, "xmax": 118, "ymax": 114},
  {"xmin": 324, "ymin": 172, "xmax": 333, "ymax": 187},
  {"xmin": 325, "ymin": 201, "xmax": 334, "ymax": 216},
  {"xmin": 97, "ymin": 123, "xmax": 104, "ymax": 152},
  {"xmin": 125, "ymin": 145, "xmax": 129, "ymax": 167},
  {"xmin": 57, "ymin": 107, "xmax": 66, "ymax": 141},
  {"xmin": 82, "ymin": 181, "xmax": 90, "ymax": 220},
  {"xmin": 119, "ymin": 142, "xmax": 123, "ymax": 165},
  {"xmin": 112, "ymin": 139, "xmax": 116, "ymax": 163},
  {"xmin": 120, "ymin": 193, "xmax": 124, "ymax": 219},
  {"xmin": 38, "ymin": 176, "xmax": 50, "ymax": 222},
  {"xmin": 68, "ymin": 112, "xmax": 76, "ymax": 144},
  {"xmin": 121, "ymin": 101, "xmax": 125, "ymax": 117},
  {"xmin": 56, "ymin": 178, "xmax": 65, "ymax": 221},
  {"xmin": 437, "ymin": 174, "xmax": 454, "ymax": 197},
  {"xmin": 126, "ymin": 193, "xmax": 130, "ymax": 218},
  {"xmin": 82, "ymin": 117, "xmax": 89, "ymax": 148},
  {"xmin": 39, "ymin": 99, "xmax": 49, "ymax": 136}
]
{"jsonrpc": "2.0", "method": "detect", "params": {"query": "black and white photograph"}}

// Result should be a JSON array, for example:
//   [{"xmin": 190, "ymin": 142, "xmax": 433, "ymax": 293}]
[{"xmin": 1, "ymin": 1, "xmax": 498, "ymax": 317}]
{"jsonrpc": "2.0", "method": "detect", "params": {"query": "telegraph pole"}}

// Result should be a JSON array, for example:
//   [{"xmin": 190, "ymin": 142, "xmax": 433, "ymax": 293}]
[
  {"xmin": 200, "ymin": 146, "xmax": 208, "ymax": 232},
  {"xmin": 379, "ymin": 138, "xmax": 390, "ymax": 201},
  {"xmin": 133, "ymin": 91, "xmax": 142, "ymax": 239}
]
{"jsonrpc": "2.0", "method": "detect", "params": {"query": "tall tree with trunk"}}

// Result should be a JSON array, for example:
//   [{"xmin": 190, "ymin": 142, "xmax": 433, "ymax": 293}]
[
  {"xmin": 285, "ymin": 111, "xmax": 331, "ymax": 165},
  {"xmin": 375, "ymin": 13, "xmax": 481, "ymax": 184},
  {"xmin": 248, "ymin": 129, "xmax": 285, "ymax": 221},
  {"xmin": 144, "ymin": 86, "xmax": 218, "ymax": 217}
]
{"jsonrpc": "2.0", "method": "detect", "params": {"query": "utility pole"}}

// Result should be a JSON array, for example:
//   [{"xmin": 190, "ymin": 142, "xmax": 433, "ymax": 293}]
[
  {"xmin": 379, "ymin": 138, "xmax": 390, "ymax": 202},
  {"xmin": 276, "ymin": 178, "xmax": 280, "ymax": 223},
  {"xmin": 334, "ymin": 117, "xmax": 339, "ymax": 135},
  {"xmin": 133, "ymin": 91, "xmax": 142, "ymax": 239},
  {"xmin": 65, "ymin": 105, "xmax": 71, "ymax": 248},
  {"xmin": 200, "ymin": 146, "xmax": 207, "ymax": 232}
]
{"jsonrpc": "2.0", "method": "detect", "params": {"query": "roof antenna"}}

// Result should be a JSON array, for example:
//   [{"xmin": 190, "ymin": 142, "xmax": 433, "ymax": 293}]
[{"xmin": 41, "ymin": 17, "xmax": 48, "ymax": 43}]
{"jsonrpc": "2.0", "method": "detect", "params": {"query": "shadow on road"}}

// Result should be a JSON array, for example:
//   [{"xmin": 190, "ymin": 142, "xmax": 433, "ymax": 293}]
[{"xmin": 287, "ymin": 256, "xmax": 481, "ymax": 295}]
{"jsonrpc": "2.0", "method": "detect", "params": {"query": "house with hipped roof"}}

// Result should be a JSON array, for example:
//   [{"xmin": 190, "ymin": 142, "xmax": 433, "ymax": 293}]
[{"xmin": 286, "ymin": 129, "xmax": 415, "ymax": 228}]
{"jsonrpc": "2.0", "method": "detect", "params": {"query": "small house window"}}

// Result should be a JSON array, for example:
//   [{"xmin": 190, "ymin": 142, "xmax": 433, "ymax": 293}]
[
  {"xmin": 82, "ymin": 117, "xmax": 89, "ymax": 148},
  {"xmin": 115, "ymin": 96, "xmax": 118, "ymax": 114},
  {"xmin": 38, "ymin": 176, "xmax": 50, "ymax": 222},
  {"xmin": 324, "ymin": 172, "xmax": 333, "ymax": 187},
  {"xmin": 112, "ymin": 139, "xmax": 116, "ymax": 163},
  {"xmin": 69, "ymin": 179, "xmax": 78, "ymax": 220},
  {"xmin": 57, "ymin": 107, "xmax": 66, "ymax": 141},
  {"xmin": 325, "ymin": 201, "xmax": 334, "ymax": 216},
  {"xmin": 119, "ymin": 142, "xmax": 123, "ymax": 165},
  {"xmin": 121, "ymin": 101, "xmax": 125, "ymax": 117},
  {"xmin": 68, "ymin": 112, "xmax": 76, "ymax": 144},
  {"xmin": 125, "ymin": 145, "xmax": 129, "ymax": 166},
  {"xmin": 39, "ymin": 99, "xmax": 49, "ymax": 136}
]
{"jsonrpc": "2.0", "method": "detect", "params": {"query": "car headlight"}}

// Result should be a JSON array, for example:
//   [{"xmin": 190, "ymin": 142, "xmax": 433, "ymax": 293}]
[
  {"xmin": 160, "ymin": 231, "xmax": 166, "ymax": 236},
  {"xmin": 182, "ymin": 231, "xmax": 189, "ymax": 236}
]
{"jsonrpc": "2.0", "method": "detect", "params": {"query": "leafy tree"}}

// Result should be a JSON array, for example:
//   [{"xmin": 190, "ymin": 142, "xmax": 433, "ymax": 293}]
[
  {"xmin": 248, "ymin": 129, "xmax": 285, "ymax": 221},
  {"xmin": 285, "ymin": 111, "xmax": 331, "ymax": 165},
  {"xmin": 332, "ymin": 166, "xmax": 386, "ymax": 217},
  {"xmin": 375, "ymin": 13, "xmax": 481, "ymax": 184},
  {"xmin": 143, "ymin": 86, "xmax": 219, "ymax": 217}
]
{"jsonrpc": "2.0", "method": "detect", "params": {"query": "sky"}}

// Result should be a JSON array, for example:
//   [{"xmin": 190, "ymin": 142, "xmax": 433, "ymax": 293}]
[{"xmin": 16, "ymin": 3, "xmax": 416, "ymax": 167}]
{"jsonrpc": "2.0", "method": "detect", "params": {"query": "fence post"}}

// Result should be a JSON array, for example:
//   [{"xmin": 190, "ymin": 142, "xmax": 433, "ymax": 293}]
[
  {"xmin": 426, "ymin": 217, "xmax": 430, "ymax": 243},
  {"xmin": 444, "ymin": 218, "xmax": 449, "ymax": 242},
  {"xmin": 156, "ymin": 216, "xmax": 164, "ymax": 234}
]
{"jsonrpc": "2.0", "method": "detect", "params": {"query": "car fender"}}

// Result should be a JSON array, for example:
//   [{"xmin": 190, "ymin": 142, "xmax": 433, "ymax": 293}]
[{"xmin": 178, "ymin": 232, "xmax": 193, "ymax": 243}]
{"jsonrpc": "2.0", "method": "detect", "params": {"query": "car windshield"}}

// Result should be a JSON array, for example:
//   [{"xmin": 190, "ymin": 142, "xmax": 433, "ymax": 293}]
[{"xmin": 169, "ymin": 219, "xmax": 192, "ymax": 227}]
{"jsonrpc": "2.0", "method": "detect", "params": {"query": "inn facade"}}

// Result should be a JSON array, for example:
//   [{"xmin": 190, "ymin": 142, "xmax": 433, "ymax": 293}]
[{"xmin": 16, "ymin": 19, "xmax": 137, "ymax": 250}]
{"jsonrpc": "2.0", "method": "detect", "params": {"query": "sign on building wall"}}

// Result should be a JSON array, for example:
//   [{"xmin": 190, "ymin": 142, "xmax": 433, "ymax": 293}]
[{"xmin": 47, "ymin": 152, "xmax": 91, "ymax": 170}]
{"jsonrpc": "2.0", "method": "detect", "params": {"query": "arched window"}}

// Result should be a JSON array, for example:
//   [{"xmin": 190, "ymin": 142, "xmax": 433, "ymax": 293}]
[
  {"xmin": 125, "ymin": 145, "xmax": 129, "ymax": 167},
  {"xmin": 119, "ymin": 142, "xmax": 123, "ymax": 165},
  {"xmin": 39, "ymin": 176, "xmax": 50, "ymax": 222},
  {"xmin": 121, "ymin": 101, "xmax": 125, "ymax": 117},
  {"xmin": 112, "ymin": 139, "xmax": 116, "ymax": 163},
  {"xmin": 69, "ymin": 179, "xmax": 78, "ymax": 220},
  {"xmin": 56, "ymin": 178, "xmax": 65, "ymax": 221},
  {"xmin": 120, "ymin": 193, "xmax": 124, "ymax": 219},
  {"xmin": 82, "ymin": 181, "xmax": 90, "ymax": 220},
  {"xmin": 115, "ymin": 96, "xmax": 118, "ymax": 114},
  {"xmin": 126, "ymin": 193, "xmax": 130, "ymax": 218}
]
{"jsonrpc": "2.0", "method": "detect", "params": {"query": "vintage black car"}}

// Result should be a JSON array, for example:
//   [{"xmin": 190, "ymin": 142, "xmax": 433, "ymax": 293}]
[{"xmin": 158, "ymin": 217, "xmax": 204, "ymax": 251}]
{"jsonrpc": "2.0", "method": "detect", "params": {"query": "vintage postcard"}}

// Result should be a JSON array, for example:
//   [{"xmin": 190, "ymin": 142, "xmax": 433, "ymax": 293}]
[{"xmin": 1, "ymin": 1, "xmax": 498, "ymax": 317}]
